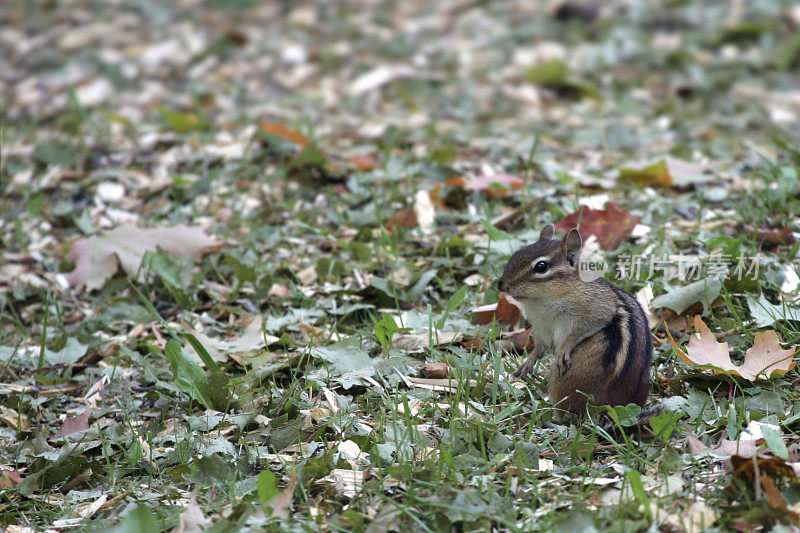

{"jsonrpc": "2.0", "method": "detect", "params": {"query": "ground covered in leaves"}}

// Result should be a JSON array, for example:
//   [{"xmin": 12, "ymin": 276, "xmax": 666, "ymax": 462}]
[{"xmin": 2, "ymin": 0, "xmax": 800, "ymax": 531}]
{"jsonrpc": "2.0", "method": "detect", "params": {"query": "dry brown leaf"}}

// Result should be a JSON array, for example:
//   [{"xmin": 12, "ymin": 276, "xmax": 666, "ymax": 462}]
[
  {"xmin": 260, "ymin": 121, "xmax": 311, "ymax": 147},
  {"xmin": 731, "ymin": 453, "xmax": 799, "ymax": 484},
  {"xmin": 395, "ymin": 331, "xmax": 461, "ymax": 351},
  {"xmin": 419, "ymin": 362, "xmax": 448, "ymax": 379},
  {"xmin": 0, "ymin": 468, "xmax": 23, "ymax": 488},
  {"xmin": 385, "ymin": 206, "xmax": 417, "ymax": 232},
  {"xmin": 53, "ymin": 408, "xmax": 92, "ymax": 439},
  {"xmin": 172, "ymin": 492, "xmax": 211, "ymax": 533},
  {"xmin": 350, "ymin": 155, "xmax": 380, "ymax": 170},
  {"xmin": 64, "ymin": 224, "xmax": 219, "ymax": 292},
  {"xmin": 681, "ymin": 316, "xmax": 796, "ymax": 380},
  {"xmin": 744, "ymin": 224, "xmax": 797, "ymax": 247},
  {"xmin": 554, "ymin": 202, "xmax": 641, "ymax": 251},
  {"xmin": 0, "ymin": 405, "xmax": 29, "ymax": 431},
  {"xmin": 471, "ymin": 293, "xmax": 522, "ymax": 325}
]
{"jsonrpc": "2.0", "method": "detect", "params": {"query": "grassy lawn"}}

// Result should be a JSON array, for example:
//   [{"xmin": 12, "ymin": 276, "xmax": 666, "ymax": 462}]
[{"xmin": 1, "ymin": 0, "xmax": 800, "ymax": 531}]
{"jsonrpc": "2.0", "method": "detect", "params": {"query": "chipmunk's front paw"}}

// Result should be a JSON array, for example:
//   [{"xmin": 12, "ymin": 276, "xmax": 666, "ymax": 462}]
[
  {"xmin": 555, "ymin": 352, "xmax": 571, "ymax": 376},
  {"xmin": 513, "ymin": 357, "xmax": 536, "ymax": 379}
]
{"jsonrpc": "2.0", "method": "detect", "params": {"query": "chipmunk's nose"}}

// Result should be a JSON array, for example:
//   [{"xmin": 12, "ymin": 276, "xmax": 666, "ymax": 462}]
[{"xmin": 497, "ymin": 278, "xmax": 508, "ymax": 292}]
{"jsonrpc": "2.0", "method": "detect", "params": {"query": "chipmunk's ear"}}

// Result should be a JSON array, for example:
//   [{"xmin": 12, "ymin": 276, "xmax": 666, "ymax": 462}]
[
  {"xmin": 562, "ymin": 228, "xmax": 582, "ymax": 253},
  {"xmin": 539, "ymin": 224, "xmax": 555, "ymax": 240}
]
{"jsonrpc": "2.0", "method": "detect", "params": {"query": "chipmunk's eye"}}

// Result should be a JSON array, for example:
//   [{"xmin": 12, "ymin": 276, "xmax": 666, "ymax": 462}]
[{"xmin": 533, "ymin": 261, "xmax": 549, "ymax": 274}]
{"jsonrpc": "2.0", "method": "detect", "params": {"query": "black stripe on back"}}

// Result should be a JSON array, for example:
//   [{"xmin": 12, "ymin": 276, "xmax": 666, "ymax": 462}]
[
  {"xmin": 622, "ymin": 306, "xmax": 639, "ymax": 371},
  {"xmin": 602, "ymin": 313, "xmax": 623, "ymax": 369}
]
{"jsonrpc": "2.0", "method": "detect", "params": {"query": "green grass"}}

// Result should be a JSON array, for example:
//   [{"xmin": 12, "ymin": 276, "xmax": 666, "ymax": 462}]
[{"xmin": 2, "ymin": 0, "xmax": 800, "ymax": 530}]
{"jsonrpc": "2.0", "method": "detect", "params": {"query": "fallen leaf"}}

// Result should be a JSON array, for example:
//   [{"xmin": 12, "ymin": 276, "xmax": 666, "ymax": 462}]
[
  {"xmin": 619, "ymin": 157, "xmax": 709, "ymax": 188},
  {"xmin": 781, "ymin": 265, "xmax": 799, "ymax": 293},
  {"xmin": 318, "ymin": 468, "xmax": 362, "ymax": 499},
  {"xmin": 747, "ymin": 294, "xmax": 800, "ymax": 327},
  {"xmin": 471, "ymin": 293, "xmax": 522, "ymax": 325},
  {"xmin": 462, "ymin": 174, "xmax": 524, "ymax": 197},
  {"xmin": 684, "ymin": 501, "xmax": 717, "ymax": 533},
  {"xmin": 419, "ymin": 362, "xmax": 448, "ymax": 379},
  {"xmin": 0, "ymin": 468, "xmax": 23, "ymax": 488},
  {"xmin": 186, "ymin": 315, "xmax": 277, "ymax": 365},
  {"xmin": 741, "ymin": 330, "xmax": 797, "ymax": 379},
  {"xmin": 554, "ymin": 202, "xmax": 641, "ymax": 251},
  {"xmin": 172, "ymin": 492, "xmax": 211, "ymax": 533},
  {"xmin": 681, "ymin": 316, "xmax": 796, "ymax": 380},
  {"xmin": 650, "ymin": 278, "xmax": 722, "ymax": 315},
  {"xmin": 0, "ymin": 405, "xmax": 29, "ymax": 431},
  {"xmin": 260, "ymin": 121, "xmax": 310, "ymax": 147},
  {"xmin": 730, "ymin": 453, "xmax": 799, "ymax": 485},
  {"xmin": 385, "ymin": 206, "xmax": 417, "ymax": 232},
  {"xmin": 744, "ymin": 224, "xmax": 796, "ymax": 247},
  {"xmin": 619, "ymin": 159, "xmax": 672, "ymax": 188},
  {"xmin": 53, "ymin": 408, "xmax": 92, "ymax": 439},
  {"xmin": 348, "ymin": 65, "xmax": 414, "ymax": 95},
  {"xmin": 64, "ymin": 224, "xmax": 219, "ymax": 292},
  {"xmin": 350, "ymin": 155, "xmax": 380, "ymax": 170},
  {"xmin": 394, "ymin": 331, "xmax": 461, "ymax": 351}
]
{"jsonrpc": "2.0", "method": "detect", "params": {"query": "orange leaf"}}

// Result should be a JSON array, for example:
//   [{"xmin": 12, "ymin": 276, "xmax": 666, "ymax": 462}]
[
  {"xmin": 471, "ymin": 293, "xmax": 522, "ymax": 325},
  {"xmin": 351, "ymin": 155, "xmax": 380, "ymax": 170},
  {"xmin": 260, "ymin": 122, "xmax": 310, "ymax": 147},
  {"xmin": 683, "ymin": 316, "xmax": 797, "ymax": 381},
  {"xmin": 554, "ymin": 202, "xmax": 640, "ymax": 251}
]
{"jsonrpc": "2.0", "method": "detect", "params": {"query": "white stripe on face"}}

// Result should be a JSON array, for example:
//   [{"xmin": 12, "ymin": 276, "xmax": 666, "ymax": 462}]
[
  {"xmin": 531, "ymin": 256, "xmax": 551, "ymax": 268},
  {"xmin": 531, "ymin": 255, "xmax": 552, "ymax": 276}
]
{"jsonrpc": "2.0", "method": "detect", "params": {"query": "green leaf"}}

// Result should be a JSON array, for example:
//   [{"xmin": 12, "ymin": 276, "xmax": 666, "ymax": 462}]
[
  {"xmin": 605, "ymin": 404, "xmax": 641, "ymax": 428},
  {"xmin": 649, "ymin": 410, "xmax": 683, "ymax": 442},
  {"xmin": 525, "ymin": 59, "xmax": 569, "ymax": 85},
  {"xmin": 481, "ymin": 219, "xmax": 512, "ymax": 241},
  {"xmin": 164, "ymin": 340, "xmax": 213, "ymax": 409},
  {"xmin": 158, "ymin": 106, "xmax": 207, "ymax": 133},
  {"xmin": 101, "ymin": 505, "xmax": 159, "ymax": 533},
  {"xmin": 257, "ymin": 469, "xmax": 279, "ymax": 503},
  {"xmin": 650, "ymin": 278, "xmax": 723, "ymax": 315},
  {"xmin": 747, "ymin": 294, "xmax": 800, "ymax": 327},
  {"xmin": 42, "ymin": 337, "xmax": 88, "ymax": 366},
  {"xmin": 760, "ymin": 425, "xmax": 789, "ymax": 459},
  {"xmin": 289, "ymin": 145, "xmax": 328, "ymax": 169},
  {"xmin": 373, "ymin": 313, "xmax": 409, "ymax": 353},
  {"xmin": 619, "ymin": 160, "xmax": 670, "ymax": 187},
  {"xmin": 180, "ymin": 332, "xmax": 221, "ymax": 374},
  {"xmin": 625, "ymin": 469, "xmax": 650, "ymax": 518},
  {"xmin": 209, "ymin": 371, "xmax": 232, "ymax": 411},
  {"xmin": 436, "ymin": 285, "xmax": 468, "ymax": 330}
]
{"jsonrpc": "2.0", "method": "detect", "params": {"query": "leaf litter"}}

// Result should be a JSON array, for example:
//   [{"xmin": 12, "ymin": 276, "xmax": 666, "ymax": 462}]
[{"xmin": 1, "ymin": 0, "xmax": 800, "ymax": 531}]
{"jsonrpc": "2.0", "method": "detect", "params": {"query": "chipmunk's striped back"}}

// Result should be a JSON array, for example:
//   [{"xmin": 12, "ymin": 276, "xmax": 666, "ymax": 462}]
[{"xmin": 498, "ymin": 224, "xmax": 653, "ymax": 418}]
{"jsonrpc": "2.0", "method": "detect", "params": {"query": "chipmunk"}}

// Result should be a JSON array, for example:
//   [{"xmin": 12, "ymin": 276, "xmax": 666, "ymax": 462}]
[{"xmin": 497, "ymin": 224, "xmax": 652, "ymax": 420}]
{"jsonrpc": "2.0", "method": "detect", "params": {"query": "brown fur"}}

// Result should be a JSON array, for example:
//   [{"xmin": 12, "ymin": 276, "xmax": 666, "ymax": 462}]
[{"xmin": 498, "ymin": 225, "xmax": 653, "ymax": 419}]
